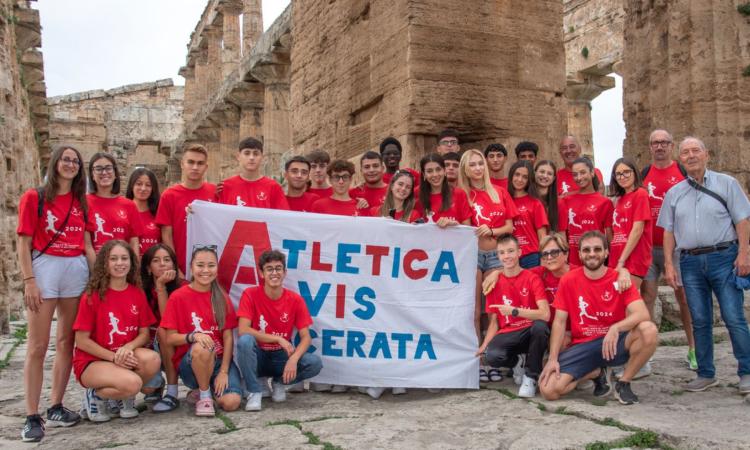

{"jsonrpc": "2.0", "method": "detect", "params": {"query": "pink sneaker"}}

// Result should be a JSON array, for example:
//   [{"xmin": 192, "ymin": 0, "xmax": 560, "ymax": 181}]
[
  {"xmin": 186, "ymin": 389, "xmax": 200, "ymax": 406},
  {"xmin": 194, "ymin": 398, "xmax": 215, "ymax": 417}
]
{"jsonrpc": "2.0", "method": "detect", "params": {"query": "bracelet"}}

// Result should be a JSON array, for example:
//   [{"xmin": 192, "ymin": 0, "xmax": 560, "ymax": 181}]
[
  {"xmin": 23, "ymin": 276, "xmax": 35, "ymax": 281},
  {"xmin": 186, "ymin": 331, "xmax": 195, "ymax": 344}
]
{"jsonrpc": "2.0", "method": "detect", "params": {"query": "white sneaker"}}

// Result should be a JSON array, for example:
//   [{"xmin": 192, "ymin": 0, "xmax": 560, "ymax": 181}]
[
  {"xmin": 287, "ymin": 382, "xmax": 304, "ymax": 393},
  {"xmin": 271, "ymin": 380, "xmax": 287, "ymax": 403},
  {"xmin": 632, "ymin": 361, "xmax": 653, "ymax": 380},
  {"xmin": 331, "ymin": 385, "xmax": 349, "ymax": 393},
  {"xmin": 517, "ymin": 375, "xmax": 537, "ymax": 398},
  {"xmin": 118, "ymin": 397, "xmax": 139, "ymax": 419},
  {"xmin": 513, "ymin": 355, "xmax": 526, "ymax": 386},
  {"xmin": 84, "ymin": 389, "xmax": 110, "ymax": 423},
  {"xmin": 365, "ymin": 387, "xmax": 385, "ymax": 399},
  {"xmin": 310, "ymin": 382, "xmax": 332, "ymax": 392},
  {"xmin": 106, "ymin": 399, "xmax": 120, "ymax": 415},
  {"xmin": 260, "ymin": 377, "xmax": 272, "ymax": 398},
  {"xmin": 245, "ymin": 392, "xmax": 262, "ymax": 411},
  {"xmin": 392, "ymin": 387, "xmax": 407, "ymax": 395}
]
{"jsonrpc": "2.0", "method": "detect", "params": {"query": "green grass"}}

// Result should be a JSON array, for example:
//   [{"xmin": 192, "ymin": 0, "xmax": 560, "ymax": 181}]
[
  {"xmin": 738, "ymin": 3, "xmax": 750, "ymax": 15},
  {"xmin": 494, "ymin": 388, "xmax": 519, "ymax": 399},
  {"xmin": 215, "ymin": 412, "xmax": 238, "ymax": 434},
  {"xmin": 554, "ymin": 406, "xmax": 569, "ymax": 415},
  {"xmin": 660, "ymin": 338, "xmax": 684, "ymax": 347},
  {"xmin": 658, "ymin": 319, "xmax": 678, "ymax": 333},
  {"xmin": 0, "ymin": 324, "xmax": 27, "ymax": 370},
  {"xmin": 589, "ymin": 398, "xmax": 608, "ymax": 407},
  {"xmin": 267, "ymin": 417, "xmax": 343, "ymax": 449},
  {"xmin": 670, "ymin": 389, "xmax": 684, "ymax": 396},
  {"xmin": 536, "ymin": 402, "xmax": 547, "ymax": 411},
  {"xmin": 585, "ymin": 430, "xmax": 673, "ymax": 450}
]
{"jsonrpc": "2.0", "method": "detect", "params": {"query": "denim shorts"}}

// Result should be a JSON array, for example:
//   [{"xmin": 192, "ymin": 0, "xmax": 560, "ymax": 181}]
[
  {"xmin": 644, "ymin": 246, "xmax": 682, "ymax": 285},
  {"xmin": 477, "ymin": 248, "xmax": 502, "ymax": 272},
  {"xmin": 31, "ymin": 252, "xmax": 88, "ymax": 299},
  {"xmin": 178, "ymin": 350, "xmax": 243, "ymax": 396},
  {"xmin": 558, "ymin": 332, "xmax": 629, "ymax": 380}
]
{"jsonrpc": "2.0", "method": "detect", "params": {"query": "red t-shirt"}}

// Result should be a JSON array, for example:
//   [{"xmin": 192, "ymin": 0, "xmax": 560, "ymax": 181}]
[
  {"xmin": 155, "ymin": 183, "xmax": 216, "ymax": 273},
  {"xmin": 383, "ymin": 168, "xmax": 421, "ymax": 186},
  {"xmin": 307, "ymin": 187, "xmax": 333, "ymax": 198},
  {"xmin": 416, "ymin": 189, "xmax": 473, "ymax": 224},
  {"xmin": 608, "ymin": 188, "xmax": 653, "ymax": 276},
  {"xmin": 490, "ymin": 177, "xmax": 508, "ymax": 191},
  {"xmin": 468, "ymin": 187, "xmax": 518, "ymax": 228},
  {"xmin": 237, "ymin": 286, "xmax": 313, "ymax": 351},
  {"xmin": 72, "ymin": 285, "xmax": 156, "ymax": 380},
  {"xmin": 486, "ymin": 269, "xmax": 547, "ymax": 334},
  {"xmin": 512, "ymin": 195, "xmax": 550, "ymax": 256},
  {"xmin": 553, "ymin": 267, "xmax": 641, "ymax": 344},
  {"xmin": 16, "ymin": 189, "xmax": 87, "ymax": 257},
  {"xmin": 138, "ymin": 210, "xmax": 161, "ymax": 257},
  {"xmin": 217, "ymin": 175, "xmax": 290, "ymax": 210},
  {"xmin": 159, "ymin": 284, "xmax": 238, "ymax": 369},
  {"xmin": 556, "ymin": 167, "xmax": 604, "ymax": 196},
  {"xmin": 558, "ymin": 192, "xmax": 614, "ymax": 265},
  {"xmin": 368, "ymin": 206, "xmax": 421, "ymax": 223},
  {"xmin": 310, "ymin": 197, "xmax": 361, "ymax": 216},
  {"xmin": 642, "ymin": 162, "xmax": 685, "ymax": 246},
  {"xmin": 349, "ymin": 185, "xmax": 388, "ymax": 209},
  {"xmin": 85, "ymin": 195, "xmax": 143, "ymax": 253},
  {"xmin": 286, "ymin": 192, "xmax": 320, "ymax": 212}
]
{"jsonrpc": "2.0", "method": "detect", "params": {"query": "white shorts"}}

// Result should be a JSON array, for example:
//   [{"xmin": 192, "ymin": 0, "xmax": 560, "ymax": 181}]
[{"xmin": 32, "ymin": 252, "xmax": 89, "ymax": 299}]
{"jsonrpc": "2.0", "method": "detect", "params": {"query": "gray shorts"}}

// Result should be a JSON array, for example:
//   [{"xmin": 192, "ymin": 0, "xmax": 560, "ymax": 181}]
[
  {"xmin": 477, "ymin": 248, "xmax": 502, "ymax": 272},
  {"xmin": 644, "ymin": 246, "xmax": 682, "ymax": 286},
  {"xmin": 31, "ymin": 252, "xmax": 89, "ymax": 299}
]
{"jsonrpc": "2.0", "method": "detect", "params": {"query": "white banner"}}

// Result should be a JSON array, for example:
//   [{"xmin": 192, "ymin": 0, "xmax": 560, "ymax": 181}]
[{"xmin": 187, "ymin": 201, "xmax": 479, "ymax": 389}]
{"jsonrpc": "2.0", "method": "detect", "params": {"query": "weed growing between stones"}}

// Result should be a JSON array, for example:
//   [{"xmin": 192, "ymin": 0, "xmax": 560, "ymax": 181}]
[
  {"xmin": 658, "ymin": 320, "xmax": 678, "ymax": 333},
  {"xmin": 585, "ymin": 430, "xmax": 674, "ymax": 450},
  {"xmin": 670, "ymin": 389, "xmax": 684, "ymax": 396},
  {"xmin": 589, "ymin": 398, "xmax": 608, "ymax": 407},
  {"xmin": 0, "ymin": 323, "xmax": 27, "ymax": 370},
  {"xmin": 267, "ymin": 417, "xmax": 343, "ymax": 449},
  {"xmin": 738, "ymin": 3, "xmax": 750, "ymax": 16},
  {"xmin": 215, "ymin": 412, "xmax": 238, "ymax": 434}
]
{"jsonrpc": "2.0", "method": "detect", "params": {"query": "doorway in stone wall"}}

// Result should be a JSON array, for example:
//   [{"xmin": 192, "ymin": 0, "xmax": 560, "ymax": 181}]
[{"xmin": 591, "ymin": 73, "xmax": 625, "ymax": 189}]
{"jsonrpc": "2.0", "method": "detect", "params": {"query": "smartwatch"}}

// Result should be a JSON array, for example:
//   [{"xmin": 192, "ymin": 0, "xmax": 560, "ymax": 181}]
[{"xmin": 511, "ymin": 308, "xmax": 519, "ymax": 317}]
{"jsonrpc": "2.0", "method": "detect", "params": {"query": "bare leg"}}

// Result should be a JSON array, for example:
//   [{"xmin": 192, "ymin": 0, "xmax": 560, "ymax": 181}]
[
  {"xmin": 156, "ymin": 328, "xmax": 177, "ymax": 384},
  {"xmin": 49, "ymin": 297, "xmax": 79, "ymax": 406},
  {"xmin": 474, "ymin": 270, "xmax": 482, "ymax": 345},
  {"xmin": 80, "ymin": 361, "xmax": 143, "ymax": 400},
  {"xmin": 132, "ymin": 348, "xmax": 162, "ymax": 392},
  {"xmin": 24, "ymin": 300, "xmax": 57, "ymax": 415},
  {"xmin": 540, "ymin": 369, "xmax": 599, "ymax": 401},
  {"xmin": 640, "ymin": 279, "xmax": 658, "ymax": 321},
  {"xmin": 190, "ymin": 344, "xmax": 214, "ymax": 391},
  {"xmin": 619, "ymin": 322, "xmax": 658, "ymax": 382}
]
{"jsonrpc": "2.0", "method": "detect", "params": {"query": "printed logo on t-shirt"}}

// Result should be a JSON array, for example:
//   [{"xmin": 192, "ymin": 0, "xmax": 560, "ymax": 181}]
[
  {"xmin": 108, "ymin": 312, "xmax": 127, "ymax": 345},
  {"xmin": 519, "ymin": 287, "xmax": 529, "ymax": 297},
  {"xmin": 612, "ymin": 211, "xmax": 622, "ymax": 228},
  {"xmin": 578, "ymin": 296, "xmax": 598, "ymax": 325},
  {"xmin": 474, "ymin": 204, "xmax": 491, "ymax": 223},
  {"xmin": 45, "ymin": 210, "xmax": 65, "ymax": 237},
  {"xmin": 668, "ymin": 176, "xmax": 679, "ymax": 185},
  {"xmin": 236, "ymin": 196, "xmax": 246, "ymax": 207},
  {"xmin": 191, "ymin": 312, "xmax": 211, "ymax": 334},
  {"xmin": 561, "ymin": 181, "xmax": 571, "ymax": 194},
  {"xmin": 71, "ymin": 206, "xmax": 82, "ymax": 217},
  {"xmin": 601, "ymin": 289, "xmax": 614, "ymax": 302},
  {"xmin": 586, "ymin": 204, "xmax": 597, "ymax": 213},
  {"xmin": 501, "ymin": 295, "xmax": 513, "ymax": 324},
  {"xmin": 94, "ymin": 213, "xmax": 115, "ymax": 241},
  {"xmin": 130, "ymin": 304, "xmax": 139, "ymax": 315},
  {"xmin": 568, "ymin": 209, "xmax": 583, "ymax": 229},
  {"xmin": 622, "ymin": 201, "xmax": 632, "ymax": 209},
  {"xmin": 257, "ymin": 191, "xmax": 268, "ymax": 202},
  {"xmin": 117, "ymin": 209, "xmax": 127, "ymax": 219},
  {"xmin": 646, "ymin": 182, "xmax": 662, "ymax": 200},
  {"xmin": 517, "ymin": 205, "xmax": 528, "ymax": 213},
  {"xmin": 280, "ymin": 312, "xmax": 289, "ymax": 323},
  {"xmin": 259, "ymin": 314, "xmax": 268, "ymax": 333},
  {"xmin": 146, "ymin": 222, "xmax": 158, "ymax": 230}
]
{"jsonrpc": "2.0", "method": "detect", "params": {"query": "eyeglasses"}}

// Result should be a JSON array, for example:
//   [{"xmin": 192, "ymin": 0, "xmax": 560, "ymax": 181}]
[
  {"xmin": 650, "ymin": 140, "xmax": 672, "ymax": 147},
  {"xmin": 559, "ymin": 145, "xmax": 577, "ymax": 151},
  {"xmin": 263, "ymin": 266, "xmax": 285, "ymax": 273},
  {"xmin": 540, "ymin": 249, "xmax": 565, "ymax": 259},
  {"xmin": 614, "ymin": 169, "xmax": 633, "ymax": 179},
  {"xmin": 60, "ymin": 157, "xmax": 81, "ymax": 166},
  {"xmin": 580, "ymin": 246, "xmax": 604, "ymax": 254},
  {"xmin": 439, "ymin": 139, "xmax": 458, "ymax": 146},
  {"xmin": 331, "ymin": 174, "xmax": 351, "ymax": 182},
  {"xmin": 92, "ymin": 165, "xmax": 114, "ymax": 174},
  {"xmin": 192, "ymin": 244, "xmax": 218, "ymax": 253}
]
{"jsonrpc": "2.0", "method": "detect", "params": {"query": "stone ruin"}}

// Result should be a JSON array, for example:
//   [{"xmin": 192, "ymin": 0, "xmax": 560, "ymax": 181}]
[{"xmin": 1, "ymin": 0, "xmax": 749, "ymax": 328}]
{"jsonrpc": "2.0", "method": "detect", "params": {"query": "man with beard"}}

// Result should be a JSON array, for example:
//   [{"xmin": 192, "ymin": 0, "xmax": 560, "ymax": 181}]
[
  {"xmin": 556, "ymin": 136, "xmax": 603, "ymax": 196},
  {"xmin": 349, "ymin": 151, "xmax": 388, "ymax": 210},
  {"xmin": 539, "ymin": 231, "xmax": 657, "ymax": 405}
]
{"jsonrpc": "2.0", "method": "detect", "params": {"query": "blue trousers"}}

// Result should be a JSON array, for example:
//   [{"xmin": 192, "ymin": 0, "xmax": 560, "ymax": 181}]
[{"xmin": 236, "ymin": 334, "xmax": 323, "ymax": 393}]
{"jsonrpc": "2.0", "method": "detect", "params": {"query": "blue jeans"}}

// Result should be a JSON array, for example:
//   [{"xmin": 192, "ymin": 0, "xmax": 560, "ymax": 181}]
[
  {"xmin": 680, "ymin": 244, "xmax": 750, "ymax": 378},
  {"xmin": 236, "ymin": 334, "xmax": 323, "ymax": 393},
  {"xmin": 520, "ymin": 252, "xmax": 541, "ymax": 269},
  {"xmin": 178, "ymin": 350, "xmax": 243, "ymax": 396}
]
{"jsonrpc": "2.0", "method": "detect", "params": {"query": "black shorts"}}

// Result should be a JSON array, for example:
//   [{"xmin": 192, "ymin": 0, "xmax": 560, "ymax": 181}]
[{"xmin": 558, "ymin": 332, "xmax": 629, "ymax": 380}]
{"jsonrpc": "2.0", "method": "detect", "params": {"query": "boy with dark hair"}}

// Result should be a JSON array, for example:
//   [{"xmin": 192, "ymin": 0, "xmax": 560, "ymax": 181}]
[
  {"xmin": 349, "ymin": 151, "xmax": 388, "ymax": 209},
  {"xmin": 515, "ymin": 142, "xmax": 539, "ymax": 164},
  {"xmin": 216, "ymin": 137, "xmax": 289, "ymax": 210},
  {"xmin": 284, "ymin": 156, "xmax": 319, "ymax": 212},
  {"xmin": 443, "ymin": 151, "xmax": 461, "ymax": 188},
  {"xmin": 305, "ymin": 149, "xmax": 333, "ymax": 198},
  {"xmin": 379, "ymin": 137, "xmax": 420, "ymax": 184},
  {"xmin": 311, "ymin": 160, "xmax": 362, "ymax": 217},
  {"xmin": 236, "ymin": 249, "xmax": 323, "ymax": 410},
  {"xmin": 485, "ymin": 143, "xmax": 509, "ymax": 190},
  {"xmin": 436, "ymin": 129, "xmax": 461, "ymax": 155}
]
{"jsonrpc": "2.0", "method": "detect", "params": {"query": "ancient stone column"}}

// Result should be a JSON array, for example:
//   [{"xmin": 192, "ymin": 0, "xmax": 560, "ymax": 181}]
[
  {"xmin": 179, "ymin": 65, "xmax": 196, "ymax": 123},
  {"xmin": 252, "ymin": 63, "xmax": 291, "ymax": 176},
  {"xmin": 622, "ymin": 0, "xmax": 750, "ymax": 189},
  {"xmin": 215, "ymin": 105, "xmax": 241, "ymax": 179},
  {"xmin": 206, "ymin": 26, "xmax": 223, "ymax": 97},
  {"xmin": 564, "ymin": 73, "xmax": 615, "ymax": 162},
  {"xmin": 242, "ymin": 0, "xmax": 263, "ymax": 55},
  {"xmin": 193, "ymin": 48, "xmax": 209, "ymax": 110},
  {"xmin": 221, "ymin": 6, "xmax": 242, "ymax": 79}
]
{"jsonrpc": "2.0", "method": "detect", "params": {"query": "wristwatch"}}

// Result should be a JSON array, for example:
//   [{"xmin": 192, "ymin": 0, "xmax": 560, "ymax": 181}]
[{"xmin": 511, "ymin": 308, "xmax": 519, "ymax": 317}]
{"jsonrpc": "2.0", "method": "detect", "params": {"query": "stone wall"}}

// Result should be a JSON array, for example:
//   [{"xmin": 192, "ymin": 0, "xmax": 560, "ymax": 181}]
[
  {"xmin": 291, "ymin": 0, "xmax": 567, "ymax": 170},
  {"xmin": 0, "ymin": 0, "xmax": 46, "ymax": 333},
  {"xmin": 622, "ymin": 0, "xmax": 750, "ymax": 189},
  {"xmin": 48, "ymin": 80, "xmax": 184, "ymax": 187}
]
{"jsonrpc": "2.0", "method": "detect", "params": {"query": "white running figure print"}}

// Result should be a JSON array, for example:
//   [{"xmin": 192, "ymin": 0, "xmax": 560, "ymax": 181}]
[
  {"xmin": 612, "ymin": 210, "xmax": 621, "ymax": 228},
  {"xmin": 578, "ymin": 296, "xmax": 598, "ymax": 325},
  {"xmin": 561, "ymin": 181, "xmax": 571, "ymax": 195},
  {"xmin": 45, "ymin": 210, "xmax": 66, "ymax": 237},
  {"xmin": 258, "ymin": 314, "xmax": 268, "ymax": 333},
  {"xmin": 568, "ymin": 208, "xmax": 583, "ymax": 229},
  {"xmin": 108, "ymin": 312, "xmax": 127, "ymax": 345},
  {"xmin": 236, "ymin": 196, "xmax": 246, "ymax": 206},
  {"xmin": 191, "ymin": 312, "xmax": 207, "ymax": 333},
  {"xmin": 502, "ymin": 295, "xmax": 513, "ymax": 324},
  {"xmin": 473, "ymin": 204, "xmax": 490, "ymax": 223},
  {"xmin": 646, "ymin": 182, "xmax": 662, "ymax": 200},
  {"xmin": 94, "ymin": 213, "xmax": 114, "ymax": 241}
]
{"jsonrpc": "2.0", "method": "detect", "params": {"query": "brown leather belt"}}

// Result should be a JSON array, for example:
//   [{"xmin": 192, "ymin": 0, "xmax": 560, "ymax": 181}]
[{"xmin": 681, "ymin": 240, "xmax": 737, "ymax": 256}]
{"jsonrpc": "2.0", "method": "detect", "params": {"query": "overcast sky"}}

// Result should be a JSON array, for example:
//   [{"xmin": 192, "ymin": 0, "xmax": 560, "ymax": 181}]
[{"xmin": 38, "ymin": 0, "xmax": 623, "ymax": 176}]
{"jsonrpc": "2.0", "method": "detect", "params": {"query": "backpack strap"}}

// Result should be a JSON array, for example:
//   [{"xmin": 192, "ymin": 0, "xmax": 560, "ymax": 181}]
[
  {"xmin": 31, "ymin": 193, "xmax": 74, "ymax": 261},
  {"xmin": 640, "ymin": 164, "xmax": 651, "ymax": 180},
  {"xmin": 686, "ymin": 178, "xmax": 730, "ymax": 215},
  {"xmin": 36, "ymin": 187, "xmax": 44, "ymax": 218}
]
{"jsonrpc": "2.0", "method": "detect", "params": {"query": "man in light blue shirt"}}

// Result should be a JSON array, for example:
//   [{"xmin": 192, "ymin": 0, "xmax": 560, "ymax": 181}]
[{"xmin": 658, "ymin": 136, "xmax": 750, "ymax": 394}]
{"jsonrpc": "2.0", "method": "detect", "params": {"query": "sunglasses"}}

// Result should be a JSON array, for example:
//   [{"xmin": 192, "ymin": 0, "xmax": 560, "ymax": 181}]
[{"xmin": 540, "ymin": 249, "xmax": 566, "ymax": 259}]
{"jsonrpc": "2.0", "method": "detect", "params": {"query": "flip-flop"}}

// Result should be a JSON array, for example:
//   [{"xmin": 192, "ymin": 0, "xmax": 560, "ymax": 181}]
[
  {"xmin": 152, "ymin": 394, "xmax": 180, "ymax": 413},
  {"xmin": 479, "ymin": 368, "xmax": 490, "ymax": 382},
  {"xmin": 488, "ymin": 369, "xmax": 503, "ymax": 382}
]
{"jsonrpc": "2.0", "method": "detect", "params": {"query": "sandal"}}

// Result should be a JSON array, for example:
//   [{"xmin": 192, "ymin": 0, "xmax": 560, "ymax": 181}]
[
  {"xmin": 152, "ymin": 394, "xmax": 179, "ymax": 413},
  {"xmin": 488, "ymin": 369, "xmax": 503, "ymax": 382},
  {"xmin": 479, "ymin": 368, "xmax": 489, "ymax": 382},
  {"xmin": 144, "ymin": 387, "xmax": 164, "ymax": 404}
]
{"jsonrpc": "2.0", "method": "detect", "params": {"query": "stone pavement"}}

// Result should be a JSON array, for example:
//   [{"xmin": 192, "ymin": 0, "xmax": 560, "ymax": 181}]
[{"xmin": 0, "ymin": 325, "xmax": 748, "ymax": 450}]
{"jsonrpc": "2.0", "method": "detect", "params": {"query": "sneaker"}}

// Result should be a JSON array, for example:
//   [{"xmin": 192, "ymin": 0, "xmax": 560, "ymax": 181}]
[
  {"xmin": 46, "ymin": 404, "xmax": 80, "ymax": 428},
  {"xmin": 487, "ymin": 368, "xmax": 503, "ymax": 382},
  {"xmin": 271, "ymin": 380, "xmax": 287, "ymax": 403},
  {"xmin": 513, "ymin": 355, "xmax": 526, "ymax": 386},
  {"xmin": 21, "ymin": 415, "xmax": 45, "ymax": 443},
  {"xmin": 517, "ymin": 375, "xmax": 537, "ymax": 398},
  {"xmin": 614, "ymin": 381, "xmax": 639, "ymax": 405},
  {"xmin": 106, "ymin": 399, "xmax": 120, "ymax": 416},
  {"xmin": 686, "ymin": 349, "xmax": 698, "ymax": 371},
  {"xmin": 118, "ymin": 398, "xmax": 139, "ymax": 419},
  {"xmin": 479, "ymin": 368, "xmax": 489, "ymax": 383},
  {"xmin": 592, "ymin": 367, "xmax": 612, "ymax": 398},
  {"xmin": 287, "ymin": 382, "xmax": 305, "ymax": 393},
  {"xmin": 392, "ymin": 387, "xmax": 407, "ymax": 395},
  {"xmin": 186, "ymin": 389, "xmax": 200, "ymax": 405},
  {"xmin": 195, "ymin": 398, "xmax": 215, "ymax": 417},
  {"xmin": 245, "ymin": 392, "xmax": 262, "ymax": 411},
  {"xmin": 310, "ymin": 382, "xmax": 332, "ymax": 392},
  {"xmin": 260, "ymin": 378, "xmax": 272, "ymax": 398},
  {"xmin": 738, "ymin": 375, "xmax": 750, "ymax": 394},
  {"xmin": 365, "ymin": 387, "xmax": 385, "ymax": 399},
  {"xmin": 684, "ymin": 377, "xmax": 719, "ymax": 392},
  {"xmin": 84, "ymin": 389, "xmax": 111, "ymax": 423},
  {"xmin": 331, "ymin": 385, "xmax": 349, "ymax": 393},
  {"xmin": 632, "ymin": 361, "xmax": 652, "ymax": 380}
]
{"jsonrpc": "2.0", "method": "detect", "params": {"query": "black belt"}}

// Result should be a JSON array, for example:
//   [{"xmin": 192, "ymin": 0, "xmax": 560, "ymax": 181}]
[{"xmin": 681, "ymin": 240, "xmax": 737, "ymax": 256}]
